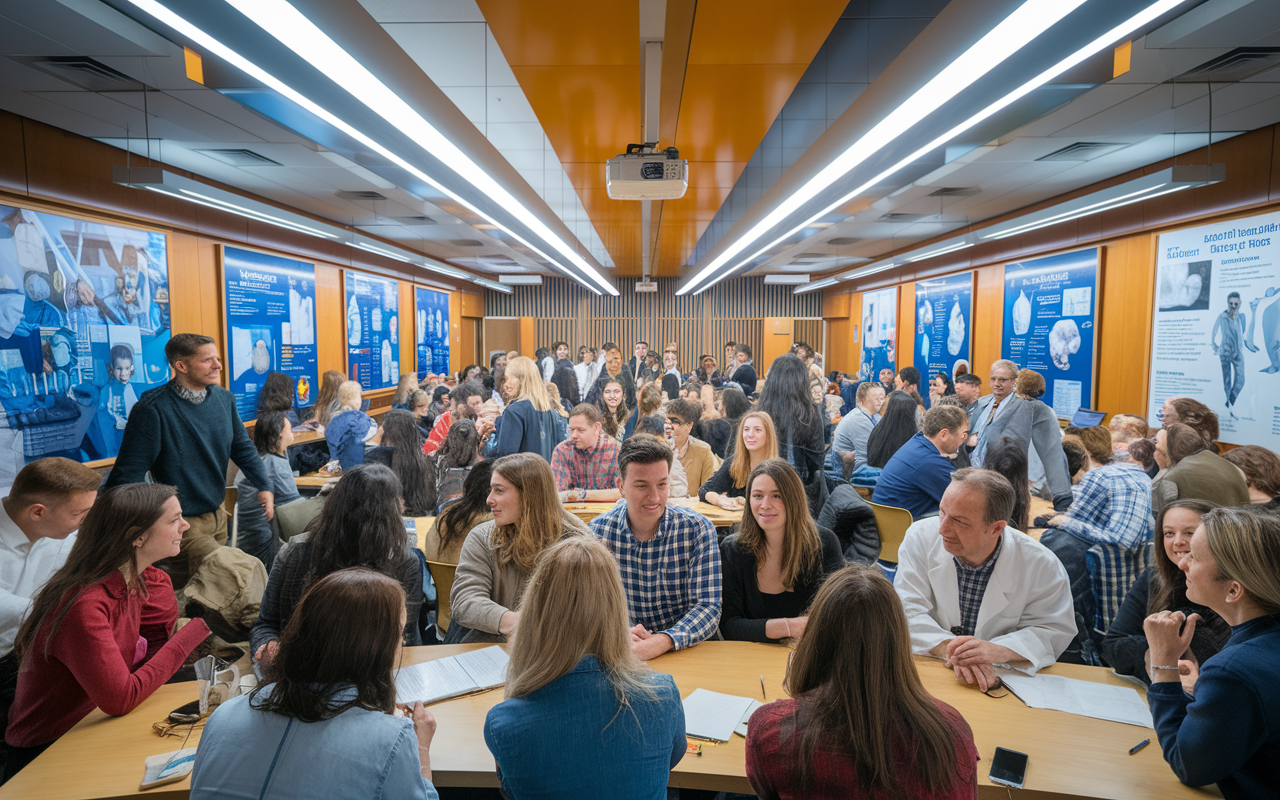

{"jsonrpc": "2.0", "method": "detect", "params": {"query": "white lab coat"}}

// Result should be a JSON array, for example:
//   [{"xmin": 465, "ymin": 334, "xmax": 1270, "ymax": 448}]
[{"xmin": 894, "ymin": 517, "xmax": 1076, "ymax": 673}]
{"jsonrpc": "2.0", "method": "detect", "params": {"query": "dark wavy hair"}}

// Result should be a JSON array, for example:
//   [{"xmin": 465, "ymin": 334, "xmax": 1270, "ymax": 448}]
[
  {"xmin": 256, "ymin": 371, "xmax": 296, "ymax": 416},
  {"xmin": 380, "ymin": 410, "xmax": 436, "ymax": 516},
  {"xmin": 982, "ymin": 435, "xmax": 1030, "ymax": 531},
  {"xmin": 305, "ymin": 464, "xmax": 413, "ymax": 584},
  {"xmin": 435, "ymin": 459, "xmax": 496, "ymax": 554},
  {"xmin": 757, "ymin": 354, "xmax": 821, "ymax": 456},
  {"xmin": 253, "ymin": 411, "xmax": 291, "ymax": 456},
  {"xmin": 865, "ymin": 390, "xmax": 920, "ymax": 468},
  {"xmin": 437, "ymin": 418, "xmax": 482, "ymax": 470}
]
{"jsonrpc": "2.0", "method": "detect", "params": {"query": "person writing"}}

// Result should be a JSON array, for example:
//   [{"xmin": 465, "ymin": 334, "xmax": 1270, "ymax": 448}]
[
  {"xmin": 551, "ymin": 404, "xmax": 621, "ymax": 503},
  {"xmin": 872, "ymin": 405, "xmax": 968, "ymax": 519},
  {"xmin": 700, "ymin": 412, "xmax": 780, "ymax": 510}
]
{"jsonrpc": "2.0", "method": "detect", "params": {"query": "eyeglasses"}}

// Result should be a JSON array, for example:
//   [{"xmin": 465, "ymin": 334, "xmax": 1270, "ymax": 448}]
[{"xmin": 990, "ymin": 376, "xmax": 1014, "ymax": 384}]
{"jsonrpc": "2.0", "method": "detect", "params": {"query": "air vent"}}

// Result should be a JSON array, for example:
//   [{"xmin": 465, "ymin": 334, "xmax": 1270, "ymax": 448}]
[
  {"xmin": 195, "ymin": 149, "xmax": 282, "ymax": 167},
  {"xmin": 1178, "ymin": 47, "xmax": 1280, "ymax": 83},
  {"xmin": 448, "ymin": 239, "xmax": 483, "ymax": 248},
  {"xmin": 794, "ymin": 253, "xmax": 828, "ymax": 260},
  {"xmin": 335, "ymin": 190, "xmax": 389, "ymax": 201},
  {"xmin": 927, "ymin": 186, "xmax": 980, "ymax": 197},
  {"xmin": 1037, "ymin": 142, "xmax": 1125, "ymax": 162},
  {"xmin": 390, "ymin": 215, "xmax": 436, "ymax": 225},
  {"xmin": 878, "ymin": 213, "xmax": 923, "ymax": 222},
  {"xmin": 826, "ymin": 236, "xmax": 861, "ymax": 246},
  {"xmin": 21, "ymin": 56, "xmax": 144, "ymax": 92}
]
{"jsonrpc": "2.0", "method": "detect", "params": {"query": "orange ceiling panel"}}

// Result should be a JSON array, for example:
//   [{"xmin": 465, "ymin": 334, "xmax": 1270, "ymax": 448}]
[
  {"xmin": 477, "ymin": 0, "xmax": 638, "ymax": 66},
  {"xmin": 685, "ymin": 0, "xmax": 848, "ymax": 65},
  {"xmin": 512, "ymin": 66, "xmax": 640, "ymax": 164}
]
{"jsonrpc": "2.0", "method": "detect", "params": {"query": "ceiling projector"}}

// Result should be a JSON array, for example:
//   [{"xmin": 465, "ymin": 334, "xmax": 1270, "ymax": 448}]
[{"xmin": 605, "ymin": 144, "xmax": 688, "ymax": 200}]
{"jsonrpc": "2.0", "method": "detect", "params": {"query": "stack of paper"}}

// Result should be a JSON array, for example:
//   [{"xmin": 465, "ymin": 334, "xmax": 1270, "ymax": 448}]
[
  {"xmin": 683, "ymin": 689, "xmax": 765, "ymax": 742},
  {"xmin": 395, "ymin": 646, "xmax": 509, "ymax": 705},
  {"xmin": 1001, "ymin": 673, "xmax": 1153, "ymax": 728}
]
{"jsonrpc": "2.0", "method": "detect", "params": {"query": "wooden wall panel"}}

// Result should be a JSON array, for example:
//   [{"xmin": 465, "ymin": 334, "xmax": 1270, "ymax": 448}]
[
  {"xmin": 398, "ymin": 281, "xmax": 415, "ymax": 380},
  {"xmin": 1097, "ymin": 235, "xmax": 1156, "ymax": 417},
  {"xmin": 0, "ymin": 112, "xmax": 26, "ymax": 194},
  {"xmin": 897, "ymin": 283, "xmax": 916, "ymax": 371},
  {"xmin": 794, "ymin": 319, "xmax": 822, "ymax": 352},
  {"xmin": 314, "ymin": 264, "xmax": 344, "ymax": 377},
  {"xmin": 761, "ymin": 317, "xmax": 793, "ymax": 370},
  {"xmin": 972, "ymin": 264, "xmax": 1005, "ymax": 379}
]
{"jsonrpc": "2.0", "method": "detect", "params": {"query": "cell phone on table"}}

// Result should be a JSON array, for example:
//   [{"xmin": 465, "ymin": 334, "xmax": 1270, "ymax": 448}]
[
  {"xmin": 168, "ymin": 700, "xmax": 201, "ymax": 724},
  {"xmin": 989, "ymin": 747, "xmax": 1028, "ymax": 789}
]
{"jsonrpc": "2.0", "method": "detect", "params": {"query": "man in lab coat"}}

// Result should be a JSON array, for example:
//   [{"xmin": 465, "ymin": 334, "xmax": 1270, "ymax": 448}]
[{"xmin": 894, "ymin": 468, "xmax": 1076, "ymax": 692}]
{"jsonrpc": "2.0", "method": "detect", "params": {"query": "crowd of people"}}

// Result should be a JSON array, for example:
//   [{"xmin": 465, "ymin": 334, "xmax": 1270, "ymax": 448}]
[{"xmin": 0, "ymin": 331, "xmax": 1276, "ymax": 799}]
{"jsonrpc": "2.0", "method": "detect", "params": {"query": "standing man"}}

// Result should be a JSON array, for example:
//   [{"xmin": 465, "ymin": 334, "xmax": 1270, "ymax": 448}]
[
  {"xmin": 954, "ymin": 373, "xmax": 982, "ymax": 416},
  {"xmin": 829, "ymin": 381, "xmax": 886, "ymax": 480},
  {"xmin": 107, "ymin": 333, "xmax": 273, "ymax": 590},
  {"xmin": 1211, "ymin": 291, "xmax": 1252, "ymax": 419},
  {"xmin": 872, "ymin": 405, "xmax": 968, "ymax": 519},
  {"xmin": 551, "ymin": 404, "xmax": 621, "ymax": 503},
  {"xmin": 732, "ymin": 344, "xmax": 758, "ymax": 395},
  {"xmin": 628, "ymin": 341, "xmax": 651, "ymax": 384},
  {"xmin": 575, "ymin": 346, "xmax": 600, "ymax": 394}
]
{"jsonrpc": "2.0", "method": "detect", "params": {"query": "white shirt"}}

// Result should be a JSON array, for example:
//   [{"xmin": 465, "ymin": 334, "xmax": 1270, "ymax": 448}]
[
  {"xmin": 0, "ymin": 505, "xmax": 76, "ymax": 657},
  {"xmin": 574, "ymin": 361, "xmax": 600, "ymax": 393}
]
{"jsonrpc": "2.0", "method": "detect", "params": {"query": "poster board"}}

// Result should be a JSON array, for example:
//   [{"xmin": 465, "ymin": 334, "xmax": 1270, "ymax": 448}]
[
  {"xmin": 221, "ymin": 246, "xmax": 319, "ymax": 421},
  {"xmin": 914, "ymin": 272, "xmax": 973, "ymax": 386},
  {"xmin": 415, "ymin": 286, "xmax": 450, "ymax": 378},
  {"xmin": 344, "ymin": 271, "xmax": 400, "ymax": 391},
  {"xmin": 859, "ymin": 286, "xmax": 897, "ymax": 382},
  {"xmin": 1149, "ymin": 209, "xmax": 1280, "ymax": 446},
  {"xmin": 1002, "ymin": 248, "xmax": 1099, "ymax": 419}
]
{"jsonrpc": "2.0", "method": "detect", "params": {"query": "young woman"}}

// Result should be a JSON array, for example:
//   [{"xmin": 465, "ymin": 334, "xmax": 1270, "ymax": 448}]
[
  {"xmin": 459, "ymin": 364, "xmax": 483, "ymax": 385},
  {"xmin": 1152, "ymin": 422, "xmax": 1249, "ymax": 512},
  {"xmin": 1102, "ymin": 499, "xmax": 1231, "ymax": 685},
  {"xmin": 660, "ymin": 350, "xmax": 683, "ymax": 400},
  {"xmin": 423, "ymin": 460, "xmax": 495, "ymax": 565},
  {"xmin": 426, "ymin": 384, "xmax": 451, "ymax": 420},
  {"xmin": 391, "ymin": 373, "xmax": 420, "ymax": 410},
  {"xmin": 5, "ymin": 485, "xmax": 212, "ymax": 776},
  {"xmin": 314, "ymin": 369, "xmax": 347, "ymax": 429},
  {"xmin": 250, "ymin": 464, "xmax": 423, "ymax": 668},
  {"xmin": 700, "ymin": 412, "xmax": 780, "ymax": 510},
  {"xmin": 492, "ymin": 356, "xmax": 565, "ymax": 462},
  {"xmin": 745, "ymin": 566, "xmax": 979, "ymax": 799},
  {"xmin": 596, "ymin": 378, "xmax": 632, "ymax": 443},
  {"xmin": 719, "ymin": 460, "xmax": 845, "ymax": 643},
  {"xmin": 928, "ymin": 372, "xmax": 955, "ymax": 408},
  {"xmin": 192, "ymin": 568, "xmax": 438, "ymax": 799},
  {"xmin": 484, "ymin": 537, "xmax": 685, "ymax": 799},
  {"xmin": 435, "ymin": 419, "xmax": 484, "ymax": 513},
  {"xmin": 865, "ymin": 390, "xmax": 921, "ymax": 469},
  {"xmin": 235, "ymin": 411, "xmax": 303, "ymax": 571},
  {"xmin": 406, "ymin": 389, "xmax": 434, "ymax": 438},
  {"xmin": 1144, "ymin": 505, "xmax": 1280, "ymax": 797},
  {"xmin": 365, "ymin": 410, "xmax": 437, "ymax": 517},
  {"xmin": 756, "ymin": 354, "xmax": 828, "ymax": 517},
  {"xmin": 448, "ymin": 453, "xmax": 589, "ymax": 643},
  {"xmin": 324, "ymin": 381, "xmax": 378, "ymax": 470},
  {"xmin": 256, "ymin": 371, "xmax": 301, "ymax": 426}
]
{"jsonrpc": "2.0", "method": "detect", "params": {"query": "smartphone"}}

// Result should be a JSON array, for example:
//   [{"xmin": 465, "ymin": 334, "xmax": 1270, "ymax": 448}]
[
  {"xmin": 168, "ymin": 700, "xmax": 202, "ymax": 724},
  {"xmin": 989, "ymin": 747, "xmax": 1028, "ymax": 789}
]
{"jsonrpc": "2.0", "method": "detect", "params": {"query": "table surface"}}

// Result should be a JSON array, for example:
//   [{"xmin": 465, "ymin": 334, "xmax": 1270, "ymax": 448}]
[
  {"xmin": 0, "ymin": 641, "xmax": 1221, "ymax": 800},
  {"xmin": 563, "ymin": 499, "xmax": 743, "ymax": 526}
]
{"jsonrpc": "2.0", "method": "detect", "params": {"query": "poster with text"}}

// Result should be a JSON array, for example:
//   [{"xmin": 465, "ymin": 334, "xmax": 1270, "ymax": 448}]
[
  {"xmin": 345, "ymin": 271, "xmax": 400, "ymax": 390},
  {"xmin": 1002, "ymin": 249, "xmax": 1098, "ymax": 419},
  {"xmin": 914, "ymin": 272, "xmax": 973, "ymax": 395},
  {"xmin": 222, "ymin": 246, "xmax": 318, "ymax": 421},
  {"xmin": 0, "ymin": 203, "xmax": 170, "ymax": 483},
  {"xmin": 859, "ymin": 286, "xmax": 897, "ymax": 382},
  {"xmin": 415, "ymin": 287, "xmax": 450, "ymax": 378},
  {"xmin": 1149, "ymin": 209, "xmax": 1280, "ymax": 447}
]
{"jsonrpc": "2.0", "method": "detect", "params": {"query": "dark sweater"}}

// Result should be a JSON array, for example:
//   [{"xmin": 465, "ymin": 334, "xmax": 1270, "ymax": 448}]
[
  {"xmin": 718, "ymin": 528, "xmax": 845, "ymax": 642},
  {"xmin": 733, "ymin": 363, "xmax": 758, "ymax": 395},
  {"xmin": 872, "ymin": 432, "xmax": 954, "ymax": 519},
  {"xmin": 696, "ymin": 418, "xmax": 733, "ymax": 460},
  {"xmin": 107, "ymin": 382, "xmax": 269, "ymax": 516},
  {"xmin": 1100, "ymin": 568, "xmax": 1230, "ymax": 683},
  {"xmin": 492, "ymin": 399, "xmax": 565, "ymax": 462}
]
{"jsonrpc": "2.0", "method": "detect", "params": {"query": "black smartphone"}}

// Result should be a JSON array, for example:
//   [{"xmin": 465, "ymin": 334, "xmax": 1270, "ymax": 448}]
[
  {"xmin": 168, "ymin": 700, "xmax": 201, "ymax": 724},
  {"xmin": 989, "ymin": 747, "xmax": 1028, "ymax": 789}
]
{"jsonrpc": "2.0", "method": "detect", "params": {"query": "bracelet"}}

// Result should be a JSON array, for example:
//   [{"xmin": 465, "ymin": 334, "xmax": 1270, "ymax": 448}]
[
  {"xmin": 1150, "ymin": 664, "xmax": 1181, "ymax": 672},
  {"xmin": 784, "ymin": 619, "xmax": 792, "ymax": 637}
]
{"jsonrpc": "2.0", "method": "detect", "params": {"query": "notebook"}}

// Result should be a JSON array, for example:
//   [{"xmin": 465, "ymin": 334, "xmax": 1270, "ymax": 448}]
[
  {"xmin": 394, "ymin": 646, "xmax": 509, "ymax": 705},
  {"xmin": 1001, "ymin": 672, "xmax": 1152, "ymax": 728},
  {"xmin": 683, "ymin": 688, "xmax": 758, "ymax": 742}
]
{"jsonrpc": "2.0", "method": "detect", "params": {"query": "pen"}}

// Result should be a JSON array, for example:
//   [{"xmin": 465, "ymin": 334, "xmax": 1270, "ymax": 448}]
[
  {"xmin": 759, "ymin": 675, "xmax": 766, "ymax": 700},
  {"xmin": 1129, "ymin": 739, "xmax": 1150, "ymax": 755}
]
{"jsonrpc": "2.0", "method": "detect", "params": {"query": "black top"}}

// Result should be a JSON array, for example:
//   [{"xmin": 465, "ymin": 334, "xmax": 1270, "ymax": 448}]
[
  {"xmin": 698, "ymin": 456, "xmax": 743, "ymax": 502},
  {"xmin": 718, "ymin": 527, "xmax": 845, "ymax": 642},
  {"xmin": 696, "ymin": 418, "xmax": 733, "ymax": 459},
  {"xmin": 1101, "ymin": 567, "xmax": 1231, "ymax": 683},
  {"xmin": 733, "ymin": 364, "xmax": 758, "ymax": 395}
]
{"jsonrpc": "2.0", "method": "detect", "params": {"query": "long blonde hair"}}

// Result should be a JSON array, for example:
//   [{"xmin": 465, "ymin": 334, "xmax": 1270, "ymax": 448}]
[
  {"xmin": 315, "ymin": 369, "xmax": 346, "ymax": 427},
  {"xmin": 730, "ymin": 411, "xmax": 779, "ymax": 486},
  {"xmin": 337, "ymin": 380, "xmax": 363, "ymax": 412},
  {"xmin": 490, "ymin": 453, "xmax": 586, "ymax": 572},
  {"xmin": 1202, "ymin": 505, "xmax": 1280, "ymax": 615},
  {"xmin": 737, "ymin": 459, "xmax": 822, "ymax": 591},
  {"xmin": 505, "ymin": 356, "xmax": 555, "ymax": 412},
  {"xmin": 506, "ymin": 537, "xmax": 658, "ymax": 704},
  {"xmin": 392, "ymin": 373, "xmax": 419, "ymax": 407}
]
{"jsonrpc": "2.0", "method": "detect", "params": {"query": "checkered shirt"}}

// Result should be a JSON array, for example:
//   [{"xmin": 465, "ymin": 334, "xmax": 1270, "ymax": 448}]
[
  {"xmin": 1057, "ymin": 462, "xmax": 1154, "ymax": 550},
  {"xmin": 550, "ymin": 434, "xmax": 620, "ymax": 492},
  {"xmin": 953, "ymin": 534, "xmax": 1003, "ymax": 638},
  {"xmin": 590, "ymin": 502, "xmax": 722, "ymax": 649}
]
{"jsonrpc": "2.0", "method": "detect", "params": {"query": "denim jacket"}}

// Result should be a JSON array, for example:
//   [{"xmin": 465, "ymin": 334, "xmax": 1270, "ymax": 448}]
[
  {"xmin": 484, "ymin": 655, "xmax": 686, "ymax": 799},
  {"xmin": 191, "ymin": 685, "xmax": 438, "ymax": 800}
]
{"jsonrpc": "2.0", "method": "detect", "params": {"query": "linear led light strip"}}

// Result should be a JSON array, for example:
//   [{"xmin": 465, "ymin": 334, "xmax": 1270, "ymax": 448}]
[
  {"xmin": 684, "ymin": 0, "xmax": 1194, "ymax": 296},
  {"xmin": 123, "ymin": 0, "xmax": 615, "ymax": 297},
  {"xmin": 144, "ymin": 185, "xmax": 340, "ymax": 239},
  {"xmin": 982, "ymin": 183, "xmax": 1191, "ymax": 239},
  {"xmin": 794, "ymin": 277, "xmax": 838, "ymax": 293},
  {"xmin": 905, "ymin": 241, "xmax": 973, "ymax": 262}
]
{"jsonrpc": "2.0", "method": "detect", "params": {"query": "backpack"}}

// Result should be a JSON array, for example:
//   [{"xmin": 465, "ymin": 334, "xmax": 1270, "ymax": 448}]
[{"xmin": 436, "ymin": 465, "xmax": 473, "ymax": 514}]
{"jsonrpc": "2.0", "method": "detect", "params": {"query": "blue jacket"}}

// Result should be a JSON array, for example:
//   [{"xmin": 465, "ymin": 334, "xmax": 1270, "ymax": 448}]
[
  {"xmin": 871, "ymin": 432, "xmax": 954, "ymax": 519},
  {"xmin": 191, "ymin": 686, "xmax": 438, "ymax": 800},
  {"xmin": 484, "ymin": 655, "xmax": 686, "ymax": 800},
  {"xmin": 325, "ymin": 408, "xmax": 375, "ymax": 470},
  {"xmin": 492, "ymin": 399, "xmax": 565, "ymax": 462},
  {"xmin": 1148, "ymin": 613, "xmax": 1280, "ymax": 799}
]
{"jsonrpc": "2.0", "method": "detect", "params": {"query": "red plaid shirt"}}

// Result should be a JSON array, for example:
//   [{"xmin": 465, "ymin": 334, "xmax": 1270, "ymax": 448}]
[{"xmin": 551, "ymin": 434, "xmax": 620, "ymax": 491}]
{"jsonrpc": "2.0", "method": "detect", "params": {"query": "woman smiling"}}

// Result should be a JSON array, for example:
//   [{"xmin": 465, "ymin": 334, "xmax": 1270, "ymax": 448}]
[{"xmin": 699, "ymin": 412, "xmax": 780, "ymax": 511}]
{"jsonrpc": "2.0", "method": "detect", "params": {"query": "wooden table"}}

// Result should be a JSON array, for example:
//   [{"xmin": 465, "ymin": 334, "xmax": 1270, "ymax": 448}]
[
  {"xmin": 1028, "ymin": 495, "xmax": 1054, "ymax": 540},
  {"xmin": 0, "ymin": 641, "xmax": 1220, "ymax": 800},
  {"xmin": 564, "ymin": 499, "xmax": 743, "ymax": 526}
]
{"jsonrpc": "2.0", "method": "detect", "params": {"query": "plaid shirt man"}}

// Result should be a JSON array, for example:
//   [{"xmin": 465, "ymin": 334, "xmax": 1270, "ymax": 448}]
[
  {"xmin": 1057, "ymin": 462, "xmax": 1154, "ymax": 550},
  {"xmin": 590, "ymin": 502, "xmax": 722, "ymax": 649},
  {"xmin": 550, "ymin": 433, "xmax": 620, "ymax": 492},
  {"xmin": 953, "ymin": 535, "xmax": 1002, "ymax": 638}
]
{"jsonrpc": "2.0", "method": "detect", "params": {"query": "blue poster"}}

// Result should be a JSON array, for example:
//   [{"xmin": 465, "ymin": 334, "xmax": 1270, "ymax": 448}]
[
  {"xmin": 415, "ymin": 287, "xmax": 450, "ymax": 378},
  {"xmin": 1003, "ymin": 248, "xmax": 1098, "ymax": 419},
  {"xmin": 345, "ymin": 271, "xmax": 400, "ymax": 390},
  {"xmin": 914, "ymin": 272, "xmax": 973, "ymax": 388},
  {"xmin": 0, "ymin": 203, "xmax": 170, "ymax": 479},
  {"xmin": 859, "ymin": 286, "xmax": 897, "ymax": 382},
  {"xmin": 222, "ymin": 246, "xmax": 318, "ymax": 421}
]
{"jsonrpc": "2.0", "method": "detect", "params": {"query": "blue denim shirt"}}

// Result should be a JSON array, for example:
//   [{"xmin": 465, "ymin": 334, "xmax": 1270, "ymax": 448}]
[
  {"xmin": 191, "ymin": 686, "xmax": 438, "ymax": 800},
  {"xmin": 484, "ymin": 655, "xmax": 686, "ymax": 799}
]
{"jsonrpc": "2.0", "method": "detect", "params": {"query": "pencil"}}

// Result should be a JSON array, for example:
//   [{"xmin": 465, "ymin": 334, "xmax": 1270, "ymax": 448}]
[{"xmin": 759, "ymin": 675, "xmax": 766, "ymax": 700}]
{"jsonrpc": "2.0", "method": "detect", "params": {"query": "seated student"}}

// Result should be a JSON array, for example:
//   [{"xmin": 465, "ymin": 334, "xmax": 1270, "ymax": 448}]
[
  {"xmin": 422, "ymin": 460, "xmax": 495, "ymax": 565},
  {"xmin": 551, "ymin": 404, "xmax": 621, "ymax": 503},
  {"xmin": 391, "ymin": 373, "xmax": 420, "ymax": 410},
  {"xmin": 324, "ymin": 381, "xmax": 377, "ymax": 470},
  {"xmin": 624, "ymin": 383, "xmax": 664, "ymax": 441},
  {"xmin": 426, "ymin": 384, "xmax": 451, "ymax": 421},
  {"xmin": 700, "ymin": 412, "xmax": 780, "ymax": 510},
  {"xmin": 590, "ymin": 435, "xmax": 722, "ymax": 660},
  {"xmin": 720, "ymin": 460, "xmax": 844, "ymax": 643},
  {"xmin": 596, "ymin": 378, "xmax": 633, "ymax": 444},
  {"xmin": 1145, "ymin": 505, "xmax": 1280, "ymax": 799},
  {"xmin": 864, "ymin": 390, "xmax": 921, "ymax": 470},
  {"xmin": 1222, "ymin": 445, "xmax": 1280, "ymax": 511},
  {"xmin": 981, "ymin": 435, "xmax": 1031, "ymax": 531},
  {"xmin": 634, "ymin": 417, "xmax": 689, "ymax": 498},
  {"xmin": 872, "ymin": 405, "xmax": 968, "ymax": 519},
  {"xmin": 493, "ymin": 357, "xmax": 566, "ymax": 462},
  {"xmin": 1102, "ymin": 500, "xmax": 1230, "ymax": 685},
  {"xmin": 4, "ymin": 484, "xmax": 211, "ymax": 778},
  {"xmin": 192, "ymin": 568, "xmax": 439, "ymax": 800},
  {"xmin": 313, "ymin": 369, "xmax": 347, "ymax": 429},
  {"xmin": 406, "ymin": 389, "xmax": 434, "ymax": 439},
  {"xmin": 829, "ymin": 381, "xmax": 885, "ymax": 480},
  {"xmin": 256, "ymin": 371, "xmax": 301, "ymax": 426},
  {"xmin": 746, "ymin": 566, "xmax": 979, "ymax": 800},
  {"xmin": 235, "ymin": 412, "xmax": 302, "ymax": 571},
  {"xmin": 730, "ymin": 344, "xmax": 758, "ymax": 395},
  {"xmin": 251, "ymin": 464, "xmax": 422, "ymax": 667},
  {"xmin": 365, "ymin": 410, "xmax": 437, "ymax": 517},
  {"xmin": 1109, "ymin": 413, "xmax": 1148, "ymax": 462},
  {"xmin": 422, "ymin": 383, "xmax": 487, "ymax": 456},
  {"xmin": 1152, "ymin": 423, "xmax": 1249, "ymax": 513},
  {"xmin": 697, "ymin": 385, "xmax": 733, "ymax": 459},
  {"xmin": 434, "ymin": 419, "xmax": 484, "ymax": 513},
  {"xmin": 665, "ymin": 399, "xmax": 719, "ymax": 493},
  {"xmin": 450, "ymin": 454, "xmax": 590, "ymax": 643},
  {"xmin": 894, "ymin": 469, "xmax": 1076, "ymax": 690},
  {"xmin": 484, "ymin": 537, "xmax": 685, "ymax": 799}
]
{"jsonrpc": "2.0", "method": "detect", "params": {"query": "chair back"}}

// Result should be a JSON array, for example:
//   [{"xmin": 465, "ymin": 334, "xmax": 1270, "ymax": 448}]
[
  {"xmin": 425, "ymin": 560, "xmax": 459, "ymax": 634},
  {"xmin": 867, "ymin": 501, "xmax": 914, "ymax": 564}
]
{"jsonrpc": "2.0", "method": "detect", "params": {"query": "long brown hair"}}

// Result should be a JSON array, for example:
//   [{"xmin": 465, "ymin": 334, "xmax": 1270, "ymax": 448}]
[
  {"xmin": 14, "ymin": 483, "xmax": 177, "ymax": 661},
  {"xmin": 597, "ymin": 378, "xmax": 631, "ymax": 438},
  {"xmin": 314, "ymin": 369, "xmax": 346, "ymax": 427},
  {"xmin": 737, "ymin": 459, "xmax": 821, "ymax": 591},
  {"xmin": 490, "ymin": 453, "xmax": 587, "ymax": 572},
  {"xmin": 253, "ymin": 568, "xmax": 403, "ymax": 722},
  {"xmin": 1202, "ymin": 505, "xmax": 1280, "ymax": 615},
  {"xmin": 1149, "ymin": 499, "xmax": 1217, "ymax": 613},
  {"xmin": 785, "ymin": 566, "xmax": 966, "ymax": 794},
  {"xmin": 729, "ymin": 411, "xmax": 779, "ymax": 486},
  {"xmin": 306, "ymin": 464, "xmax": 413, "ymax": 582}
]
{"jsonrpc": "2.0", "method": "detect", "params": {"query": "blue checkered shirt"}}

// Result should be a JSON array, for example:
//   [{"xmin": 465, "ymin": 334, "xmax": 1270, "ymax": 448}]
[
  {"xmin": 1057, "ymin": 462, "xmax": 1154, "ymax": 550},
  {"xmin": 953, "ymin": 535, "xmax": 1002, "ymax": 638},
  {"xmin": 590, "ymin": 502, "xmax": 722, "ymax": 650}
]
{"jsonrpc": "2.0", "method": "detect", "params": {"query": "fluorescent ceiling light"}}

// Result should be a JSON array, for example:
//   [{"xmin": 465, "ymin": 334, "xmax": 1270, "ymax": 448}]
[
  {"xmin": 763, "ymin": 274, "xmax": 810, "ymax": 284},
  {"xmin": 474, "ymin": 278, "xmax": 513, "ymax": 294},
  {"xmin": 794, "ymin": 278, "xmax": 839, "ymax": 293},
  {"xmin": 905, "ymin": 240, "xmax": 973, "ymax": 262},
  {"xmin": 498, "ymin": 275, "xmax": 543, "ymax": 285},
  {"xmin": 685, "ymin": 0, "xmax": 1195, "ymax": 296}
]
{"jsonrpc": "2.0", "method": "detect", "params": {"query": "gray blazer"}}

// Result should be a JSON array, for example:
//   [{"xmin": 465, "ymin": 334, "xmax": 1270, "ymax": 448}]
[{"xmin": 969, "ymin": 394, "xmax": 1073, "ymax": 509}]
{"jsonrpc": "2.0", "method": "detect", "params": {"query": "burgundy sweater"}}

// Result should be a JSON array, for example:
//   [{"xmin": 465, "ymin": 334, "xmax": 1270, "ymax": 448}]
[{"xmin": 6, "ymin": 567, "xmax": 209, "ymax": 748}]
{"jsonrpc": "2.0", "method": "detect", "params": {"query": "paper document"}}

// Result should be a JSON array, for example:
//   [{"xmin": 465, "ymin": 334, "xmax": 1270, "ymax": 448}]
[
  {"xmin": 683, "ymin": 688, "xmax": 756, "ymax": 742},
  {"xmin": 1001, "ymin": 673, "xmax": 1152, "ymax": 728},
  {"xmin": 734, "ymin": 699, "xmax": 764, "ymax": 738},
  {"xmin": 395, "ymin": 646, "xmax": 509, "ymax": 705}
]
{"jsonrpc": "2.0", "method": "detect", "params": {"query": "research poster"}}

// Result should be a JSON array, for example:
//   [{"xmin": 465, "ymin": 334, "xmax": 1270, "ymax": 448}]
[
  {"xmin": 222, "ymin": 246, "xmax": 318, "ymax": 421},
  {"xmin": 859, "ymin": 286, "xmax": 897, "ymax": 382},
  {"xmin": 0, "ymin": 203, "xmax": 170, "ymax": 481},
  {"xmin": 415, "ymin": 287, "xmax": 450, "ymax": 378},
  {"xmin": 914, "ymin": 272, "xmax": 972, "ymax": 391},
  {"xmin": 345, "ymin": 271, "xmax": 400, "ymax": 391},
  {"xmin": 1149, "ymin": 209, "xmax": 1280, "ymax": 447},
  {"xmin": 1002, "ymin": 248, "xmax": 1098, "ymax": 419}
]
